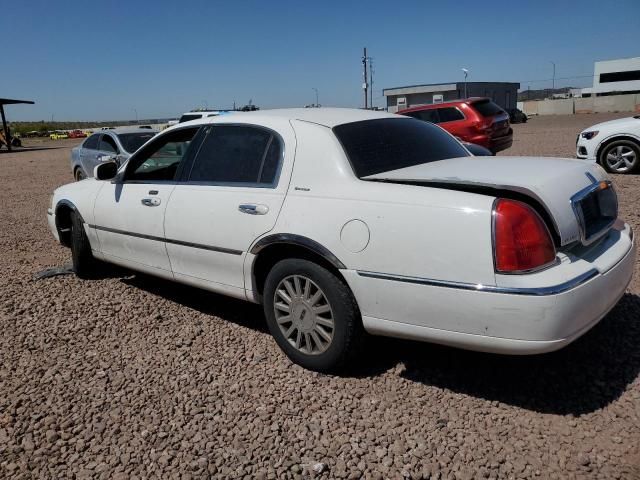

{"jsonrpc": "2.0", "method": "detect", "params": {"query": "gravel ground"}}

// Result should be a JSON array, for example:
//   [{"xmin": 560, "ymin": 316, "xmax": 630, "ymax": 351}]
[{"xmin": 1, "ymin": 115, "xmax": 639, "ymax": 479}]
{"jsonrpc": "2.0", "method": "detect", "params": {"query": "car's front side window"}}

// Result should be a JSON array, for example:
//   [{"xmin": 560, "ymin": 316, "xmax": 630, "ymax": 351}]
[
  {"xmin": 404, "ymin": 109, "xmax": 439, "ymax": 124},
  {"xmin": 98, "ymin": 134, "xmax": 118, "ymax": 153},
  {"xmin": 187, "ymin": 125, "xmax": 282, "ymax": 186},
  {"xmin": 125, "ymin": 127, "xmax": 199, "ymax": 182}
]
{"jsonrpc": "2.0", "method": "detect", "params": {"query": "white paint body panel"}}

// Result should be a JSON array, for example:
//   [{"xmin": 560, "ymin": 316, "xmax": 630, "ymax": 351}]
[
  {"xmin": 93, "ymin": 182, "xmax": 174, "ymax": 272},
  {"xmin": 46, "ymin": 108, "xmax": 635, "ymax": 356}
]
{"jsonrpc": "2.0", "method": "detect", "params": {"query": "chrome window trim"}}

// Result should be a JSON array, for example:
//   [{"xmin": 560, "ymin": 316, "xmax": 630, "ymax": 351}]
[
  {"xmin": 356, "ymin": 269, "xmax": 599, "ymax": 296},
  {"xmin": 570, "ymin": 178, "xmax": 617, "ymax": 246}
]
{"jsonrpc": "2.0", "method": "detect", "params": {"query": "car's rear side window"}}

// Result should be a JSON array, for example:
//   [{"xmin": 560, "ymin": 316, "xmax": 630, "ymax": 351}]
[
  {"xmin": 188, "ymin": 125, "xmax": 282, "ymax": 186},
  {"xmin": 83, "ymin": 134, "xmax": 99, "ymax": 150},
  {"xmin": 471, "ymin": 99, "xmax": 504, "ymax": 117},
  {"xmin": 438, "ymin": 107, "xmax": 465, "ymax": 122},
  {"xmin": 334, "ymin": 118, "xmax": 469, "ymax": 178}
]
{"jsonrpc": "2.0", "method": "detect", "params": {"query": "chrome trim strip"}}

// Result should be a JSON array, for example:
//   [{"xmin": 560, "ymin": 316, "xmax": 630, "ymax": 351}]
[
  {"xmin": 570, "ymin": 178, "xmax": 617, "ymax": 246},
  {"xmin": 88, "ymin": 224, "xmax": 243, "ymax": 255},
  {"xmin": 356, "ymin": 269, "xmax": 600, "ymax": 296}
]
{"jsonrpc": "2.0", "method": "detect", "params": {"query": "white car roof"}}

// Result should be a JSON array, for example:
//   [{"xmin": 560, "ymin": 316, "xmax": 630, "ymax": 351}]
[{"xmin": 181, "ymin": 108, "xmax": 399, "ymax": 129}]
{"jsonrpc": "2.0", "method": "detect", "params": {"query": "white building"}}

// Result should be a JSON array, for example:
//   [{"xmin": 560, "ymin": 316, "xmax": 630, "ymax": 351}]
[{"xmin": 583, "ymin": 57, "xmax": 640, "ymax": 97}]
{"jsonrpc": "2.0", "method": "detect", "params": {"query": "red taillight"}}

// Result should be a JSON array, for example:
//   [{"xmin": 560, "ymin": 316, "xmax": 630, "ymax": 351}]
[
  {"xmin": 493, "ymin": 199, "xmax": 556, "ymax": 273},
  {"xmin": 475, "ymin": 120, "xmax": 493, "ymax": 132}
]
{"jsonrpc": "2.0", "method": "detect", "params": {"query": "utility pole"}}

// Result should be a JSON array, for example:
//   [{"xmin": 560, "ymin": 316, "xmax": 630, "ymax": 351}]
[
  {"xmin": 369, "ymin": 57, "xmax": 374, "ymax": 109},
  {"xmin": 362, "ymin": 47, "xmax": 368, "ymax": 109},
  {"xmin": 550, "ymin": 61, "xmax": 556, "ymax": 91},
  {"xmin": 312, "ymin": 87, "xmax": 319, "ymax": 107},
  {"xmin": 462, "ymin": 68, "xmax": 469, "ymax": 98}
]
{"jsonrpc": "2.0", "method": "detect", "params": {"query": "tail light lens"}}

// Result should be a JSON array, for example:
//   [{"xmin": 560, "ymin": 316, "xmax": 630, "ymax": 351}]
[
  {"xmin": 493, "ymin": 199, "xmax": 556, "ymax": 273},
  {"xmin": 475, "ymin": 120, "xmax": 493, "ymax": 132}
]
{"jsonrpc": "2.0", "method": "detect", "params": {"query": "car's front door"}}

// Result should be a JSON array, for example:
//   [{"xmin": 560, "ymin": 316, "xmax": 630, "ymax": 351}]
[
  {"xmin": 79, "ymin": 134, "xmax": 100, "ymax": 175},
  {"xmin": 92, "ymin": 126, "xmax": 200, "ymax": 275},
  {"xmin": 163, "ymin": 121, "xmax": 294, "ymax": 296},
  {"xmin": 94, "ymin": 134, "xmax": 119, "ymax": 171}
]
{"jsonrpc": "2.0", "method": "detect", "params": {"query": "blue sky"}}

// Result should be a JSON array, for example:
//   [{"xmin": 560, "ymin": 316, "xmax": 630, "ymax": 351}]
[{"xmin": 2, "ymin": 0, "xmax": 638, "ymax": 121}]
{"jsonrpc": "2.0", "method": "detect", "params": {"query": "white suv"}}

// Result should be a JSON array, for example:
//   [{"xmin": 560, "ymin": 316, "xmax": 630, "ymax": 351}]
[{"xmin": 576, "ymin": 115, "xmax": 640, "ymax": 173}]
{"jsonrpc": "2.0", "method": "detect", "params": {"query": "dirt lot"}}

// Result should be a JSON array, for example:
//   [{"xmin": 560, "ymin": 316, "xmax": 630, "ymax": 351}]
[{"xmin": 1, "ymin": 114, "xmax": 639, "ymax": 479}]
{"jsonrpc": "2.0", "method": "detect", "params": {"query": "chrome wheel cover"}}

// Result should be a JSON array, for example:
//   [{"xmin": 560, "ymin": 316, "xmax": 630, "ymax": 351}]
[
  {"xmin": 605, "ymin": 145, "xmax": 637, "ymax": 173},
  {"xmin": 273, "ymin": 275, "xmax": 335, "ymax": 355}
]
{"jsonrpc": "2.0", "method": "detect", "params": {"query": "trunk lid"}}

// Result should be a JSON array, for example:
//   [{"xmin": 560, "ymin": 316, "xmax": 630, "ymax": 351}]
[{"xmin": 363, "ymin": 156, "xmax": 615, "ymax": 246}]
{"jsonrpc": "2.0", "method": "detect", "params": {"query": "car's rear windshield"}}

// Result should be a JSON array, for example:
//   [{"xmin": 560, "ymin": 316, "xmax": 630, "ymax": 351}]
[
  {"xmin": 179, "ymin": 114, "xmax": 202, "ymax": 123},
  {"xmin": 471, "ymin": 99, "xmax": 504, "ymax": 117},
  {"xmin": 117, "ymin": 132, "xmax": 157, "ymax": 153},
  {"xmin": 333, "ymin": 118, "xmax": 469, "ymax": 178}
]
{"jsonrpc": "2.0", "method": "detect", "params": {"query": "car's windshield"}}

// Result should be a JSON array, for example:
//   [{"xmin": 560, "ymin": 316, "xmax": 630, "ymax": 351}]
[
  {"xmin": 117, "ymin": 132, "xmax": 157, "ymax": 153},
  {"xmin": 179, "ymin": 114, "xmax": 202, "ymax": 123},
  {"xmin": 333, "ymin": 118, "xmax": 469, "ymax": 178}
]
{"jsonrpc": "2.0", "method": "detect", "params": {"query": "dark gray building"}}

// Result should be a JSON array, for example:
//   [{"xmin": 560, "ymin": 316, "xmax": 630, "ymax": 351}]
[{"xmin": 383, "ymin": 82, "xmax": 520, "ymax": 112}]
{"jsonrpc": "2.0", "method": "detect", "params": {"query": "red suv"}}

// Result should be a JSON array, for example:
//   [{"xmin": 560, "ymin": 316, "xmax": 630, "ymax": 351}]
[{"xmin": 398, "ymin": 98, "xmax": 513, "ymax": 153}]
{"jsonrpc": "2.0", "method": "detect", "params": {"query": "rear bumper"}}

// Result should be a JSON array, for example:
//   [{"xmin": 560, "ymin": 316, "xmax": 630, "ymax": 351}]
[
  {"xmin": 343, "ymin": 223, "xmax": 635, "ymax": 354},
  {"xmin": 489, "ymin": 129, "xmax": 513, "ymax": 153},
  {"xmin": 467, "ymin": 130, "xmax": 513, "ymax": 153}
]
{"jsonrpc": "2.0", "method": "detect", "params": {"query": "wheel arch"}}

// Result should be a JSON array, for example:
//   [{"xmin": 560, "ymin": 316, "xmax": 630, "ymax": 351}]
[
  {"xmin": 596, "ymin": 134, "xmax": 640, "ymax": 163},
  {"xmin": 54, "ymin": 199, "xmax": 85, "ymax": 248},
  {"xmin": 249, "ymin": 234, "xmax": 347, "ymax": 298}
]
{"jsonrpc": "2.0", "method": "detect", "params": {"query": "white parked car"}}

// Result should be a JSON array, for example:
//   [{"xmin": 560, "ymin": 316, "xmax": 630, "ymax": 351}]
[
  {"xmin": 576, "ymin": 115, "xmax": 640, "ymax": 173},
  {"xmin": 47, "ymin": 109, "xmax": 636, "ymax": 371}
]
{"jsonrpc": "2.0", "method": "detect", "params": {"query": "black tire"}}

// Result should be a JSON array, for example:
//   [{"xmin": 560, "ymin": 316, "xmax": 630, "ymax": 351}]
[
  {"xmin": 598, "ymin": 139, "xmax": 640, "ymax": 174},
  {"xmin": 263, "ymin": 258, "xmax": 361, "ymax": 372},
  {"xmin": 70, "ymin": 211, "xmax": 95, "ymax": 278},
  {"xmin": 74, "ymin": 168, "xmax": 86, "ymax": 181}
]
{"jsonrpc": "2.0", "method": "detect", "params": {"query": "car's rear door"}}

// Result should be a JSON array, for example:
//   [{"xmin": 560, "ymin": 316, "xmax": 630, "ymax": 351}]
[
  {"xmin": 435, "ymin": 106, "xmax": 467, "ymax": 138},
  {"xmin": 92, "ymin": 126, "xmax": 201, "ymax": 276},
  {"xmin": 163, "ymin": 120, "xmax": 294, "ymax": 297}
]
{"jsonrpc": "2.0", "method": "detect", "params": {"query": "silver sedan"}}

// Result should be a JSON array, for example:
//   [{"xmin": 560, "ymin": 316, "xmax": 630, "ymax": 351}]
[{"xmin": 70, "ymin": 128, "xmax": 157, "ymax": 180}]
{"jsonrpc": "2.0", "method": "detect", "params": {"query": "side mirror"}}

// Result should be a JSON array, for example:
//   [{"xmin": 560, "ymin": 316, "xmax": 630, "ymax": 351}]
[{"xmin": 94, "ymin": 161, "xmax": 119, "ymax": 180}]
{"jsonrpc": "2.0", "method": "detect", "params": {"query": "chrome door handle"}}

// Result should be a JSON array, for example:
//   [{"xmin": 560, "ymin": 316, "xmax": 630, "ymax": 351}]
[
  {"xmin": 239, "ymin": 204, "xmax": 269, "ymax": 215},
  {"xmin": 141, "ymin": 197, "xmax": 161, "ymax": 207}
]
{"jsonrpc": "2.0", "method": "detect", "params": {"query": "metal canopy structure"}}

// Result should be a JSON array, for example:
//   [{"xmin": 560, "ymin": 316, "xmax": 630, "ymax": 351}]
[{"xmin": 0, "ymin": 98, "xmax": 35, "ymax": 152}]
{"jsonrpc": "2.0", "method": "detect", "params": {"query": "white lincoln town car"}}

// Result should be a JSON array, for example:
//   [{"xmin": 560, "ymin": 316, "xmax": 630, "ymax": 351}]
[{"xmin": 47, "ymin": 108, "xmax": 636, "ymax": 371}]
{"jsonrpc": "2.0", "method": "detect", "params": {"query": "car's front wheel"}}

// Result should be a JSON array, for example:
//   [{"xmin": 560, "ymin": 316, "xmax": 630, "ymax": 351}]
[
  {"xmin": 74, "ymin": 168, "xmax": 86, "ymax": 181},
  {"xmin": 599, "ymin": 140, "xmax": 639, "ymax": 174},
  {"xmin": 263, "ymin": 259, "xmax": 361, "ymax": 372}
]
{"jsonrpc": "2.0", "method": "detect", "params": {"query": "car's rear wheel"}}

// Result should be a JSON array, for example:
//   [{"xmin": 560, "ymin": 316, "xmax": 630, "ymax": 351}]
[
  {"xmin": 599, "ymin": 140, "xmax": 639, "ymax": 174},
  {"xmin": 70, "ymin": 210, "xmax": 95, "ymax": 278},
  {"xmin": 74, "ymin": 168, "xmax": 86, "ymax": 181},
  {"xmin": 263, "ymin": 258, "xmax": 360, "ymax": 372}
]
